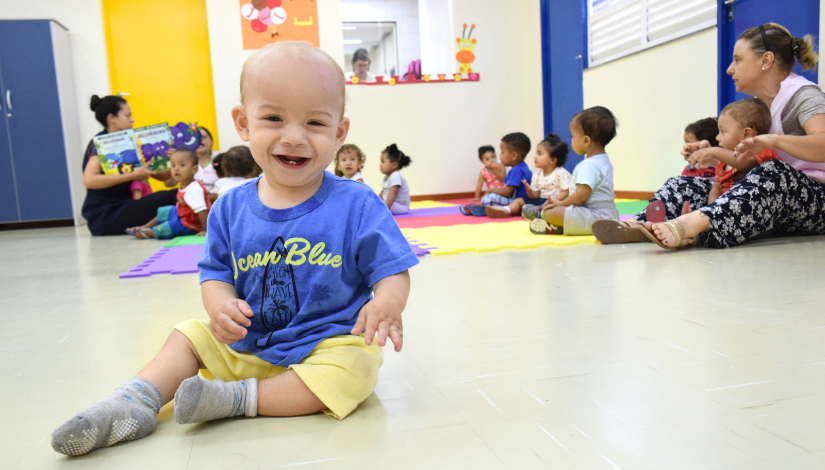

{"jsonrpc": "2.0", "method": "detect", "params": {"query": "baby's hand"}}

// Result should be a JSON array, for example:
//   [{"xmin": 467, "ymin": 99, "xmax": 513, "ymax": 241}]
[
  {"xmin": 681, "ymin": 140, "xmax": 711, "ymax": 160},
  {"xmin": 209, "ymin": 299, "xmax": 253, "ymax": 344},
  {"xmin": 351, "ymin": 295, "xmax": 404, "ymax": 352},
  {"xmin": 197, "ymin": 231, "xmax": 206, "ymax": 237}
]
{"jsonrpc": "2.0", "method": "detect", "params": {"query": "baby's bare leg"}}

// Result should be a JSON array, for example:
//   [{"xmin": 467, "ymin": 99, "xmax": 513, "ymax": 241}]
[
  {"xmin": 136, "ymin": 329, "xmax": 204, "ymax": 404},
  {"xmin": 257, "ymin": 370, "xmax": 325, "ymax": 416},
  {"xmin": 541, "ymin": 206, "xmax": 566, "ymax": 226},
  {"xmin": 509, "ymin": 199, "xmax": 525, "ymax": 214},
  {"xmin": 52, "ymin": 330, "xmax": 201, "ymax": 456}
]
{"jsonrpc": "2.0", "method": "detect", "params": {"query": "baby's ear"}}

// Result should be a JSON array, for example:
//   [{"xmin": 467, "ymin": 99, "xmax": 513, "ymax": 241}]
[
  {"xmin": 336, "ymin": 117, "xmax": 351, "ymax": 147},
  {"xmin": 231, "ymin": 105, "xmax": 250, "ymax": 142},
  {"xmin": 743, "ymin": 127, "xmax": 758, "ymax": 139}
]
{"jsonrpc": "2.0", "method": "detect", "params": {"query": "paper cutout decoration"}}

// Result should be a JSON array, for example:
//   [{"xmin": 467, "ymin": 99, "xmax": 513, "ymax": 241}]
[
  {"xmin": 239, "ymin": 0, "xmax": 320, "ymax": 50},
  {"xmin": 456, "ymin": 23, "xmax": 477, "ymax": 74}
]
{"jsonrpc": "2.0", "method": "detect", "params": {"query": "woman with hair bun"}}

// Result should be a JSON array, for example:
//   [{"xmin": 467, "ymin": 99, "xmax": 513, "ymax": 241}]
[
  {"xmin": 595, "ymin": 22, "xmax": 825, "ymax": 248},
  {"xmin": 81, "ymin": 95, "xmax": 178, "ymax": 235}
]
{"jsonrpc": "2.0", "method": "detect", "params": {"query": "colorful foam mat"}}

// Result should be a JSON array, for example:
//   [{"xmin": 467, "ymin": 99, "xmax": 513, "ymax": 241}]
[{"xmin": 122, "ymin": 198, "xmax": 646, "ymax": 278}]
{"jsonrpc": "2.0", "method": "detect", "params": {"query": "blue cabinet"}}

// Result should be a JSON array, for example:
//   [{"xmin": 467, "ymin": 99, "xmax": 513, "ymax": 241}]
[{"xmin": 0, "ymin": 20, "xmax": 80, "ymax": 224}]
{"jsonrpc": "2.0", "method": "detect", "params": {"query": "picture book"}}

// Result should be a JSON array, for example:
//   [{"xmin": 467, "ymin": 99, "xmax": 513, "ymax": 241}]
[
  {"xmin": 134, "ymin": 123, "xmax": 174, "ymax": 171},
  {"xmin": 93, "ymin": 130, "xmax": 141, "ymax": 175}
]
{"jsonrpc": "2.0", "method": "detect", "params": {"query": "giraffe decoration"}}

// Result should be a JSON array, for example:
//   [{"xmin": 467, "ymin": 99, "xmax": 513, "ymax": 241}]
[{"xmin": 455, "ymin": 23, "xmax": 476, "ymax": 74}]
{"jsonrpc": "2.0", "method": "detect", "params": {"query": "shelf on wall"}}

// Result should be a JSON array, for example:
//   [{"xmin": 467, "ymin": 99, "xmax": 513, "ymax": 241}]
[{"xmin": 347, "ymin": 73, "xmax": 480, "ymax": 85}]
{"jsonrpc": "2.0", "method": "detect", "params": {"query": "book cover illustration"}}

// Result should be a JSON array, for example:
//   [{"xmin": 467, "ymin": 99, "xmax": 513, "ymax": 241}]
[
  {"xmin": 170, "ymin": 122, "xmax": 202, "ymax": 151},
  {"xmin": 93, "ymin": 130, "xmax": 141, "ymax": 175},
  {"xmin": 134, "ymin": 123, "xmax": 174, "ymax": 171}
]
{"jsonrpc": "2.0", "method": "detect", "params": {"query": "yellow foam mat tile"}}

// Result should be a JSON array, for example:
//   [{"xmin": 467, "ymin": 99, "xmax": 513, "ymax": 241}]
[
  {"xmin": 401, "ymin": 220, "xmax": 597, "ymax": 254},
  {"xmin": 615, "ymin": 198, "xmax": 643, "ymax": 203},
  {"xmin": 409, "ymin": 200, "xmax": 459, "ymax": 209}
]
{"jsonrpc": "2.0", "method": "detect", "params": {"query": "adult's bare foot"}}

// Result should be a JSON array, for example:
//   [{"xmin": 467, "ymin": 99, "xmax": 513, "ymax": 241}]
[{"xmin": 645, "ymin": 211, "xmax": 710, "ymax": 248}]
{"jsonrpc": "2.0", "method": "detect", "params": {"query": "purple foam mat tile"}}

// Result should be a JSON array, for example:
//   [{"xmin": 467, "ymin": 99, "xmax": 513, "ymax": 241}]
[
  {"xmin": 394, "ymin": 206, "xmax": 460, "ymax": 219},
  {"xmin": 119, "ymin": 272, "xmax": 152, "ymax": 279},
  {"xmin": 121, "ymin": 244, "xmax": 205, "ymax": 279}
]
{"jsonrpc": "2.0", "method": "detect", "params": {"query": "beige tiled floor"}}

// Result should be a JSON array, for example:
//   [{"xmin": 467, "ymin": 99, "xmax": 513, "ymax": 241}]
[{"xmin": 2, "ymin": 227, "xmax": 825, "ymax": 469}]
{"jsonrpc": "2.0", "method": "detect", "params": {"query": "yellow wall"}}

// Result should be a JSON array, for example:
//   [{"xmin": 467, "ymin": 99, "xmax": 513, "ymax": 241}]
[
  {"xmin": 583, "ymin": 29, "xmax": 718, "ymax": 192},
  {"xmin": 102, "ymin": 0, "xmax": 219, "ymax": 149}
]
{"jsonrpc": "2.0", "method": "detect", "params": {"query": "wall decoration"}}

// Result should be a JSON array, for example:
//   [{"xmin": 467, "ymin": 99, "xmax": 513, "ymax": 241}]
[
  {"xmin": 455, "ymin": 23, "xmax": 476, "ymax": 74},
  {"xmin": 238, "ymin": 0, "xmax": 319, "ymax": 50}
]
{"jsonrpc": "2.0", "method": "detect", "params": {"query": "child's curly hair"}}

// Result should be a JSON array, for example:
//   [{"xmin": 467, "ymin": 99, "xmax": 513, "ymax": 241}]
[
  {"xmin": 538, "ymin": 133, "xmax": 569, "ymax": 167},
  {"xmin": 382, "ymin": 144, "xmax": 412, "ymax": 169},
  {"xmin": 334, "ymin": 144, "xmax": 367, "ymax": 177}
]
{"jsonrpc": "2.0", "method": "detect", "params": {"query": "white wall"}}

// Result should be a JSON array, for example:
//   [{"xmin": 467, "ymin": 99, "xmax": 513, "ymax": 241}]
[
  {"xmin": 418, "ymin": 0, "xmax": 455, "ymax": 75},
  {"xmin": 0, "ymin": 0, "xmax": 111, "ymax": 222},
  {"xmin": 207, "ymin": 0, "xmax": 544, "ymax": 196},
  {"xmin": 583, "ymin": 29, "xmax": 718, "ymax": 192},
  {"xmin": 347, "ymin": 0, "xmax": 543, "ymax": 195}
]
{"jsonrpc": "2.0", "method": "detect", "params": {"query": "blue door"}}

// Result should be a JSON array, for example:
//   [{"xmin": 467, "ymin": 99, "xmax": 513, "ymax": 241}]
[
  {"xmin": 0, "ymin": 21, "xmax": 73, "ymax": 221},
  {"xmin": 541, "ymin": 0, "xmax": 585, "ymax": 172},
  {"xmin": 0, "ymin": 60, "xmax": 21, "ymax": 222},
  {"xmin": 718, "ymin": 0, "xmax": 820, "ymax": 112}
]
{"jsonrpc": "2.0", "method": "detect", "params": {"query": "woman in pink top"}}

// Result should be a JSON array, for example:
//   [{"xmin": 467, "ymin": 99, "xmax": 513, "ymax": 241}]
[
  {"xmin": 595, "ymin": 22, "xmax": 825, "ymax": 248},
  {"xmin": 473, "ymin": 145, "xmax": 506, "ymax": 201}
]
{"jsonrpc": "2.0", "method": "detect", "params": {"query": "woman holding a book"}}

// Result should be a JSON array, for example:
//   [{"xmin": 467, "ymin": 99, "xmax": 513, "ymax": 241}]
[{"xmin": 81, "ymin": 95, "xmax": 177, "ymax": 236}]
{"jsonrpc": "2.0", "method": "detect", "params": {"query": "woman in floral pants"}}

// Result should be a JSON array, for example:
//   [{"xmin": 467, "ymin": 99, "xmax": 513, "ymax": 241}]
[{"xmin": 596, "ymin": 23, "xmax": 825, "ymax": 248}]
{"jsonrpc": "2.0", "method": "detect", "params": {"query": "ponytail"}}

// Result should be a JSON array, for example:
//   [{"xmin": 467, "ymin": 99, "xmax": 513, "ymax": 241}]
[
  {"xmin": 89, "ymin": 94, "xmax": 127, "ymax": 128},
  {"xmin": 739, "ymin": 23, "xmax": 819, "ymax": 72},
  {"xmin": 792, "ymin": 35, "xmax": 819, "ymax": 71},
  {"xmin": 538, "ymin": 133, "xmax": 569, "ymax": 167},
  {"xmin": 382, "ymin": 143, "xmax": 412, "ymax": 170}
]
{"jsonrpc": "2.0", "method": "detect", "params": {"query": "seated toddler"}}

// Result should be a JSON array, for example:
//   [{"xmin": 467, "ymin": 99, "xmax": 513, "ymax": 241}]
[
  {"xmin": 127, "ymin": 149, "xmax": 211, "ymax": 238},
  {"xmin": 335, "ymin": 143, "xmax": 369, "ymax": 186},
  {"xmin": 213, "ymin": 145, "xmax": 256, "ymax": 198},
  {"xmin": 524, "ymin": 107, "xmax": 620, "ymax": 235},
  {"xmin": 460, "ymin": 133, "xmax": 532, "ymax": 216},
  {"xmin": 52, "ymin": 42, "xmax": 418, "ymax": 457},
  {"xmin": 486, "ymin": 133, "xmax": 571, "ymax": 218},
  {"xmin": 681, "ymin": 117, "xmax": 720, "ymax": 178},
  {"xmin": 473, "ymin": 145, "xmax": 506, "ymax": 200}
]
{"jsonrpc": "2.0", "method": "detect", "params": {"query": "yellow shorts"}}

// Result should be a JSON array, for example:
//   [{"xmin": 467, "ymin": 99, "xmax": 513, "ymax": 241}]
[{"xmin": 175, "ymin": 319, "xmax": 384, "ymax": 419}]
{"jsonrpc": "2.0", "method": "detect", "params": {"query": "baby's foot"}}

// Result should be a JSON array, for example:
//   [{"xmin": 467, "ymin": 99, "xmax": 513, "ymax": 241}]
[
  {"xmin": 174, "ymin": 377, "xmax": 258, "ymax": 424},
  {"xmin": 51, "ymin": 378, "xmax": 162, "ymax": 456},
  {"xmin": 484, "ymin": 206, "xmax": 510, "ymax": 218}
]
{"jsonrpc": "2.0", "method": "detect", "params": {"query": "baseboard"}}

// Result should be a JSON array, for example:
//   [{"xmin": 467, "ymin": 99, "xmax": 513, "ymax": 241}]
[
  {"xmin": 615, "ymin": 191, "xmax": 654, "ymax": 200},
  {"xmin": 410, "ymin": 192, "xmax": 474, "ymax": 201},
  {"xmin": 0, "ymin": 219, "xmax": 74, "ymax": 231},
  {"xmin": 411, "ymin": 191, "xmax": 653, "ymax": 201}
]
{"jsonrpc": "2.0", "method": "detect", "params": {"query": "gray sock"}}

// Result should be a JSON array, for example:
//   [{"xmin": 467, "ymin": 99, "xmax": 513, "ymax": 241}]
[
  {"xmin": 174, "ymin": 376, "xmax": 258, "ymax": 424},
  {"xmin": 51, "ymin": 378, "xmax": 162, "ymax": 456}
]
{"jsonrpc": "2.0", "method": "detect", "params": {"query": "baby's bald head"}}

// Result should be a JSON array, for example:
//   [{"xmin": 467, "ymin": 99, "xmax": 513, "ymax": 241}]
[{"xmin": 240, "ymin": 42, "xmax": 346, "ymax": 119}]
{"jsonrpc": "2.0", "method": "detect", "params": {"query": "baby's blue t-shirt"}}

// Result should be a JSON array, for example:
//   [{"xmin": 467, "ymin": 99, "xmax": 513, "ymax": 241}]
[
  {"xmin": 198, "ymin": 173, "xmax": 420, "ymax": 367},
  {"xmin": 570, "ymin": 154, "xmax": 616, "ymax": 204},
  {"xmin": 505, "ymin": 161, "xmax": 533, "ymax": 199}
]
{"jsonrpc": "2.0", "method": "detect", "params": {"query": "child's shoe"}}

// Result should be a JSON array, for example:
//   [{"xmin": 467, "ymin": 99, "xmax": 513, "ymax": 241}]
[
  {"xmin": 530, "ymin": 218, "xmax": 563, "ymax": 235},
  {"xmin": 521, "ymin": 205, "xmax": 542, "ymax": 220},
  {"xmin": 460, "ymin": 204, "xmax": 487, "ymax": 216},
  {"xmin": 470, "ymin": 204, "xmax": 487, "ymax": 216}
]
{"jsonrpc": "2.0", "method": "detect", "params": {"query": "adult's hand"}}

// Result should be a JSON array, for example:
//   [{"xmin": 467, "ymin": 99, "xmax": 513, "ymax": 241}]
[
  {"xmin": 681, "ymin": 140, "xmax": 711, "ymax": 160},
  {"xmin": 733, "ymin": 135, "xmax": 776, "ymax": 165},
  {"xmin": 130, "ymin": 165, "xmax": 153, "ymax": 180}
]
